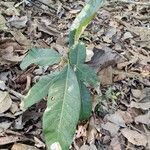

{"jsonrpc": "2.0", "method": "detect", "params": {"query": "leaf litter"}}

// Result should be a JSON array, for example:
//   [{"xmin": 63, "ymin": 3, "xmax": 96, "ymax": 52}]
[{"xmin": 0, "ymin": 0, "xmax": 150, "ymax": 149}]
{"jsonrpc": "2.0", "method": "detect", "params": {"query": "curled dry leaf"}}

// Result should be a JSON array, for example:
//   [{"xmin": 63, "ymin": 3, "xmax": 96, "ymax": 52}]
[
  {"xmin": 0, "ymin": 91, "xmax": 12, "ymax": 113},
  {"xmin": 121, "ymin": 128, "xmax": 147, "ymax": 146}
]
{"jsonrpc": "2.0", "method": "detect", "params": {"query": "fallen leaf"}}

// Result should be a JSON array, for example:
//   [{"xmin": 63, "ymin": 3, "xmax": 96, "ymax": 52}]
[
  {"xmin": 87, "ymin": 46, "xmax": 125, "ymax": 72},
  {"xmin": 80, "ymin": 145, "xmax": 90, "ymax": 150},
  {"xmin": 121, "ymin": 128, "xmax": 147, "ymax": 146},
  {"xmin": 0, "ymin": 135, "xmax": 25, "ymax": 145},
  {"xmin": 110, "ymin": 136, "xmax": 121, "ymax": 150},
  {"xmin": 130, "ymin": 101, "xmax": 150, "ymax": 110},
  {"xmin": 8, "ymin": 16, "xmax": 28, "ymax": 29},
  {"xmin": 1, "ymin": 46, "xmax": 24, "ymax": 63},
  {"xmin": 131, "ymin": 89, "xmax": 142, "ymax": 99},
  {"xmin": 0, "ymin": 121, "xmax": 12, "ymax": 131},
  {"xmin": 122, "ymin": 32, "xmax": 133, "ymax": 40},
  {"xmin": 10, "ymin": 30, "xmax": 30, "ymax": 46},
  {"xmin": 105, "ymin": 111, "xmax": 126, "ymax": 127},
  {"xmin": 0, "ymin": 91, "xmax": 12, "ymax": 113},
  {"xmin": 80, "ymin": 144, "xmax": 97, "ymax": 150},
  {"xmin": 11, "ymin": 143, "xmax": 39, "ymax": 150},
  {"xmin": 118, "ymin": 110, "xmax": 133, "ymax": 124},
  {"xmin": 135, "ymin": 113, "xmax": 150, "ymax": 125},
  {"xmin": 98, "ymin": 66, "xmax": 113, "ymax": 85},
  {"xmin": 102, "ymin": 122, "xmax": 119, "ymax": 136},
  {"xmin": 0, "ymin": 80, "xmax": 7, "ymax": 90},
  {"xmin": 0, "ymin": 13, "xmax": 7, "ymax": 30}
]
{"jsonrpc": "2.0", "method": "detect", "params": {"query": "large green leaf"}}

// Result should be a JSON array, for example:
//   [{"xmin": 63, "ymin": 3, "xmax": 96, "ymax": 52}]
[
  {"xmin": 79, "ymin": 81, "xmax": 92, "ymax": 121},
  {"xmin": 77, "ymin": 64, "xmax": 99, "ymax": 87},
  {"xmin": 69, "ymin": 42, "xmax": 86, "ymax": 65},
  {"xmin": 20, "ymin": 48, "xmax": 61, "ymax": 70},
  {"xmin": 21, "ymin": 72, "xmax": 59, "ymax": 109},
  {"xmin": 69, "ymin": 0, "xmax": 104, "ymax": 46},
  {"xmin": 43, "ymin": 64, "xmax": 81, "ymax": 150}
]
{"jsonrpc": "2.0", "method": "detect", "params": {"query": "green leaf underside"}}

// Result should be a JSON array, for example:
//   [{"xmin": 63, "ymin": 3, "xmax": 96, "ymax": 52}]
[
  {"xmin": 22, "ymin": 72, "xmax": 60, "ymax": 109},
  {"xmin": 79, "ymin": 81, "xmax": 92, "ymax": 121},
  {"xmin": 77, "ymin": 64, "xmax": 99, "ymax": 87},
  {"xmin": 69, "ymin": 42, "xmax": 86, "ymax": 66},
  {"xmin": 69, "ymin": 0, "xmax": 104, "ymax": 46},
  {"xmin": 43, "ymin": 64, "xmax": 81, "ymax": 150},
  {"xmin": 20, "ymin": 48, "xmax": 61, "ymax": 70}
]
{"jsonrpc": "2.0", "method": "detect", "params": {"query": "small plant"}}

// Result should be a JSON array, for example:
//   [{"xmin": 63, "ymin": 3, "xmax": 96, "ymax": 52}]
[{"xmin": 20, "ymin": 0, "xmax": 104, "ymax": 149}]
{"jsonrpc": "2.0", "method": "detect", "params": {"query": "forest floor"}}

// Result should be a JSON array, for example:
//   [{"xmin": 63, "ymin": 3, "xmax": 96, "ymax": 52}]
[{"xmin": 0, "ymin": 0, "xmax": 150, "ymax": 149}]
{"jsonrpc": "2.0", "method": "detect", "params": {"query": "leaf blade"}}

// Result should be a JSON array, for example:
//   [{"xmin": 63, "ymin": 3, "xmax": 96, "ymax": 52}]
[
  {"xmin": 69, "ymin": 42, "xmax": 86, "ymax": 65},
  {"xmin": 69, "ymin": 0, "xmax": 104, "ymax": 46},
  {"xmin": 79, "ymin": 82, "xmax": 92, "ymax": 121},
  {"xmin": 20, "ymin": 48, "xmax": 61, "ymax": 70},
  {"xmin": 21, "ymin": 72, "xmax": 59, "ymax": 109},
  {"xmin": 43, "ymin": 64, "xmax": 81, "ymax": 149},
  {"xmin": 77, "ymin": 64, "xmax": 99, "ymax": 87}
]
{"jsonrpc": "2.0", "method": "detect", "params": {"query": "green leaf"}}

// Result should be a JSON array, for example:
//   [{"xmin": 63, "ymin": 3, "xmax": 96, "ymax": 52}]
[
  {"xmin": 43, "ymin": 64, "xmax": 81, "ymax": 150},
  {"xmin": 20, "ymin": 48, "xmax": 61, "ymax": 70},
  {"xmin": 69, "ymin": 0, "xmax": 104, "ymax": 46},
  {"xmin": 69, "ymin": 42, "xmax": 86, "ymax": 65},
  {"xmin": 79, "ymin": 81, "xmax": 92, "ymax": 121},
  {"xmin": 77, "ymin": 64, "xmax": 99, "ymax": 87},
  {"xmin": 21, "ymin": 72, "xmax": 59, "ymax": 109}
]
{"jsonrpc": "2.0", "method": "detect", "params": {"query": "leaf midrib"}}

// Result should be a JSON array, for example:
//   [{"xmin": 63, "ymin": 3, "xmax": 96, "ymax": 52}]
[{"xmin": 57, "ymin": 65, "xmax": 70, "ymax": 141}]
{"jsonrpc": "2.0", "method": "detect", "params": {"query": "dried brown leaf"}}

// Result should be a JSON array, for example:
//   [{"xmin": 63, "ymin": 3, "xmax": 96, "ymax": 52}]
[
  {"xmin": 11, "ymin": 143, "xmax": 39, "ymax": 150},
  {"xmin": 102, "ymin": 122, "xmax": 119, "ymax": 136},
  {"xmin": 121, "ymin": 128, "xmax": 147, "ymax": 146},
  {"xmin": 135, "ymin": 113, "xmax": 150, "ymax": 125},
  {"xmin": 130, "ymin": 101, "xmax": 150, "ymax": 110},
  {"xmin": 0, "ymin": 91, "xmax": 12, "ymax": 113}
]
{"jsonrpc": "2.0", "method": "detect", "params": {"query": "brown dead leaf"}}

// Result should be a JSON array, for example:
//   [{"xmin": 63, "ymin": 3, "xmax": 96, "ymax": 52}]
[
  {"xmin": 0, "ymin": 121, "xmax": 12, "ymax": 131},
  {"xmin": 135, "ymin": 113, "xmax": 150, "ymax": 125},
  {"xmin": 110, "ymin": 136, "xmax": 122, "ymax": 150},
  {"xmin": 118, "ymin": 110, "xmax": 133, "ymax": 124},
  {"xmin": 131, "ymin": 89, "xmax": 142, "ymax": 99},
  {"xmin": 0, "ymin": 91, "xmax": 12, "ymax": 113},
  {"xmin": 102, "ymin": 122, "xmax": 119, "ymax": 136},
  {"xmin": 80, "ymin": 144, "xmax": 97, "ymax": 150},
  {"xmin": 105, "ymin": 111, "xmax": 126, "ymax": 127},
  {"xmin": 87, "ymin": 117, "xmax": 97, "ymax": 144},
  {"xmin": 10, "ymin": 30, "xmax": 30, "ymax": 46},
  {"xmin": 87, "ymin": 46, "xmax": 125, "ymax": 72},
  {"xmin": 121, "ymin": 128, "xmax": 147, "ymax": 146},
  {"xmin": 3, "ymin": 46, "xmax": 24, "ymax": 61},
  {"xmin": 37, "ymin": 20, "xmax": 60, "ymax": 36},
  {"xmin": 8, "ymin": 16, "xmax": 28, "ymax": 29},
  {"xmin": 130, "ymin": 101, "xmax": 150, "ymax": 110},
  {"xmin": 0, "ymin": 135, "xmax": 26, "ymax": 145},
  {"xmin": 11, "ymin": 143, "xmax": 39, "ymax": 150},
  {"xmin": 0, "ymin": 13, "xmax": 7, "ymax": 30},
  {"xmin": 98, "ymin": 66, "xmax": 113, "ymax": 85},
  {"xmin": 122, "ymin": 32, "xmax": 133, "ymax": 40}
]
